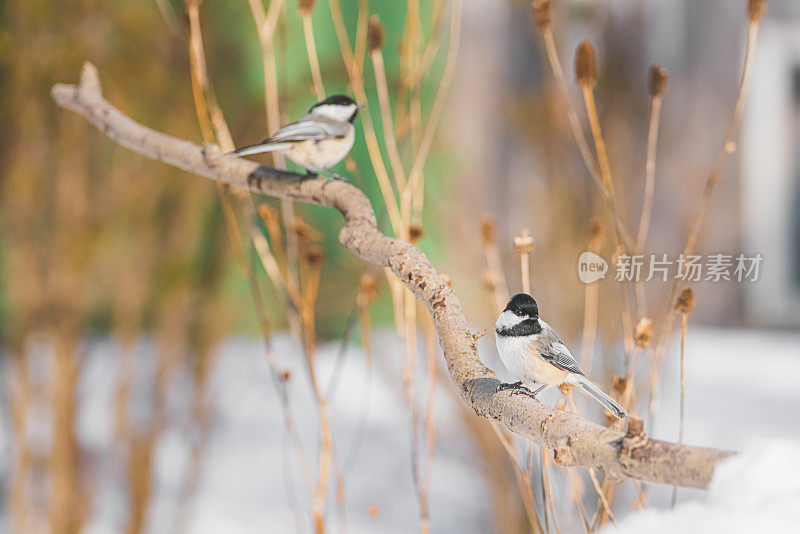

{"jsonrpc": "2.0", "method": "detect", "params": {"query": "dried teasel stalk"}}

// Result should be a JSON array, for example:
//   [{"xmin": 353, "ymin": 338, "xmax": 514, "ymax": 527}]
[
  {"xmin": 513, "ymin": 229, "xmax": 534, "ymax": 255},
  {"xmin": 367, "ymin": 15, "xmax": 384, "ymax": 51},
  {"xmin": 298, "ymin": 0, "xmax": 316, "ymax": 16},
  {"xmin": 480, "ymin": 214, "xmax": 497, "ymax": 245},
  {"xmin": 304, "ymin": 245, "xmax": 325, "ymax": 267},
  {"xmin": 408, "ymin": 224, "xmax": 424, "ymax": 244},
  {"xmin": 648, "ymin": 64, "xmax": 669, "ymax": 98},
  {"xmin": 575, "ymin": 41, "xmax": 597, "ymax": 88},
  {"xmin": 747, "ymin": 0, "xmax": 766, "ymax": 23},
  {"xmin": 633, "ymin": 318, "xmax": 654, "ymax": 349},
  {"xmin": 588, "ymin": 218, "xmax": 605, "ymax": 251},
  {"xmin": 532, "ymin": 0, "xmax": 552, "ymax": 32},
  {"xmin": 356, "ymin": 272, "xmax": 378, "ymax": 307},
  {"xmin": 674, "ymin": 288, "xmax": 695, "ymax": 316},
  {"xmin": 292, "ymin": 217, "xmax": 323, "ymax": 244},
  {"xmin": 612, "ymin": 376, "xmax": 627, "ymax": 396}
]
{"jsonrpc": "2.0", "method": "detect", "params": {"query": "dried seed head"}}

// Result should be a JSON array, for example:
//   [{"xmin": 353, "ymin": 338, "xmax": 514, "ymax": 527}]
[
  {"xmin": 298, "ymin": 0, "xmax": 316, "ymax": 15},
  {"xmin": 588, "ymin": 218, "xmax": 605, "ymax": 250},
  {"xmin": 612, "ymin": 376, "xmax": 628, "ymax": 395},
  {"xmin": 368, "ymin": 15, "xmax": 385, "ymax": 51},
  {"xmin": 513, "ymin": 229, "xmax": 534, "ymax": 255},
  {"xmin": 480, "ymin": 214, "xmax": 497, "ymax": 244},
  {"xmin": 575, "ymin": 41, "xmax": 597, "ymax": 88},
  {"xmin": 358, "ymin": 273, "xmax": 378, "ymax": 305},
  {"xmin": 747, "ymin": 0, "xmax": 766, "ymax": 23},
  {"xmin": 304, "ymin": 245, "xmax": 325, "ymax": 266},
  {"xmin": 633, "ymin": 317, "xmax": 654, "ymax": 349},
  {"xmin": 408, "ymin": 224, "xmax": 424, "ymax": 243},
  {"xmin": 648, "ymin": 64, "xmax": 668, "ymax": 97},
  {"xmin": 532, "ymin": 0, "xmax": 552, "ymax": 31},
  {"xmin": 626, "ymin": 416, "xmax": 645, "ymax": 439},
  {"xmin": 675, "ymin": 288, "xmax": 695, "ymax": 315},
  {"xmin": 292, "ymin": 218, "xmax": 322, "ymax": 243}
]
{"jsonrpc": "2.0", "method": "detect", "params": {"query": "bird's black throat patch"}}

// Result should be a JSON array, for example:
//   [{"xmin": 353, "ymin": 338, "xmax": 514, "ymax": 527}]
[{"xmin": 496, "ymin": 318, "xmax": 542, "ymax": 337}]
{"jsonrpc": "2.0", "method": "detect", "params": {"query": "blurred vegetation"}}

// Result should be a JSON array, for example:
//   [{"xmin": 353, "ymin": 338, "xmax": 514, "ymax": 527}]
[
  {"xmin": 0, "ymin": 0, "xmax": 446, "ymax": 343},
  {"xmin": 0, "ymin": 1, "xmax": 452, "ymax": 531},
  {"xmin": 0, "ymin": 0, "xmax": 770, "ymax": 532}
]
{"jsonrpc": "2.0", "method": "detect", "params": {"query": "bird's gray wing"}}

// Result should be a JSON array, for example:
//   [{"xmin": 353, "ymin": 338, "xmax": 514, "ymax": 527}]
[
  {"xmin": 267, "ymin": 117, "xmax": 348, "ymax": 143},
  {"xmin": 535, "ymin": 322, "xmax": 583, "ymax": 374}
]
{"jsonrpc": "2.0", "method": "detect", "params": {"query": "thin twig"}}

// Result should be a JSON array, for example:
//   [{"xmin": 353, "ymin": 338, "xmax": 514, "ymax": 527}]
[
  {"xmin": 301, "ymin": 13, "xmax": 326, "ymax": 101},
  {"xmin": 370, "ymin": 24, "xmax": 408, "ymax": 189},
  {"xmin": 490, "ymin": 424, "xmax": 545, "ymax": 534},
  {"xmin": 636, "ymin": 91, "xmax": 664, "ymax": 252},
  {"xmin": 402, "ymin": 0, "xmax": 462, "ymax": 225}
]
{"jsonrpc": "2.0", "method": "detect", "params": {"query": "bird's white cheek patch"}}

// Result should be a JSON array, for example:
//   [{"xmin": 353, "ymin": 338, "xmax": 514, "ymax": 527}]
[
  {"xmin": 312, "ymin": 104, "xmax": 357, "ymax": 122},
  {"xmin": 495, "ymin": 310, "xmax": 523, "ymax": 330}
]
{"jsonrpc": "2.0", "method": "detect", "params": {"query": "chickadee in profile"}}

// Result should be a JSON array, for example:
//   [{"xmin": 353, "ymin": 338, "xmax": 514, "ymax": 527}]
[
  {"xmin": 231, "ymin": 95, "xmax": 362, "ymax": 178},
  {"xmin": 494, "ymin": 293, "xmax": 628, "ymax": 419}
]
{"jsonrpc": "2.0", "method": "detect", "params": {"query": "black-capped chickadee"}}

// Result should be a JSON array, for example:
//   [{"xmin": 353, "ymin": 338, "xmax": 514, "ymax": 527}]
[
  {"xmin": 495, "ymin": 293, "xmax": 629, "ymax": 419},
  {"xmin": 231, "ymin": 95, "xmax": 362, "ymax": 177}
]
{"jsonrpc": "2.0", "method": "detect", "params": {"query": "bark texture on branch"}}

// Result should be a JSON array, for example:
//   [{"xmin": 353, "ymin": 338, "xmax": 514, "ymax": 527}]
[{"xmin": 51, "ymin": 62, "xmax": 734, "ymax": 489}]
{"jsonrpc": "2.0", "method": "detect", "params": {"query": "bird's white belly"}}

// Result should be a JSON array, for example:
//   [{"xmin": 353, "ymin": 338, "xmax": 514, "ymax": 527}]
[
  {"xmin": 283, "ymin": 127, "xmax": 355, "ymax": 172},
  {"xmin": 495, "ymin": 334, "xmax": 569, "ymax": 387}
]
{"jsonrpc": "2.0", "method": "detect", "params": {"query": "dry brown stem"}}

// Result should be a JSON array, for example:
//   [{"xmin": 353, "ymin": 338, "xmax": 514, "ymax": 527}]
[
  {"xmin": 537, "ymin": 21, "xmax": 633, "ymax": 250},
  {"xmin": 636, "ymin": 65, "xmax": 667, "ymax": 253}
]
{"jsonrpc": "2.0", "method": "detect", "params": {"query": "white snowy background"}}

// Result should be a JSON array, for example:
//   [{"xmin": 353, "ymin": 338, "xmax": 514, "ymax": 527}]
[{"xmin": 1, "ymin": 327, "xmax": 798, "ymax": 533}]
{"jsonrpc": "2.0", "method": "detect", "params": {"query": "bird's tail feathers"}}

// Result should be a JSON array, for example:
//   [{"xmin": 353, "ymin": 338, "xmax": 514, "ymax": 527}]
[
  {"xmin": 572, "ymin": 375, "xmax": 629, "ymax": 419},
  {"xmin": 230, "ymin": 141, "xmax": 290, "ymax": 157}
]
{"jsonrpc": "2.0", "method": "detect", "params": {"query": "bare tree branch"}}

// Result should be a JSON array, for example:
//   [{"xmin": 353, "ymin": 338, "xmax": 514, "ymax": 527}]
[{"xmin": 51, "ymin": 62, "xmax": 734, "ymax": 490}]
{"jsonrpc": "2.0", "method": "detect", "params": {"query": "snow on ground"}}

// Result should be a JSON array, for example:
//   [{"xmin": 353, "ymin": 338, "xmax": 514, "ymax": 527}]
[
  {"xmin": 605, "ymin": 440, "xmax": 800, "ymax": 533},
  {"xmin": 1, "ymin": 327, "xmax": 798, "ymax": 532},
  {"xmin": 636, "ymin": 327, "xmax": 800, "ymax": 508}
]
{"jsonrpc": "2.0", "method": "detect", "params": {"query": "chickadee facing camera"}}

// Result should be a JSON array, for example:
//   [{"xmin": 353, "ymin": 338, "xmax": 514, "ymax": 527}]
[
  {"xmin": 495, "ymin": 293, "xmax": 628, "ymax": 419},
  {"xmin": 231, "ymin": 95, "xmax": 362, "ymax": 178}
]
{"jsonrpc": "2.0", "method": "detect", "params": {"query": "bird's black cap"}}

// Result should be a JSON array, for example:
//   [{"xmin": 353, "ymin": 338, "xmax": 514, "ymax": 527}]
[
  {"xmin": 309, "ymin": 95, "xmax": 360, "ymax": 122},
  {"xmin": 504, "ymin": 293, "xmax": 539, "ymax": 318},
  {"xmin": 310, "ymin": 94, "xmax": 357, "ymax": 110}
]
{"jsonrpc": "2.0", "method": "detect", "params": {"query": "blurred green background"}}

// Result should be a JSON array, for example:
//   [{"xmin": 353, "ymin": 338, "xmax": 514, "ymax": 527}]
[{"xmin": 0, "ymin": 0, "xmax": 450, "ymax": 345}]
